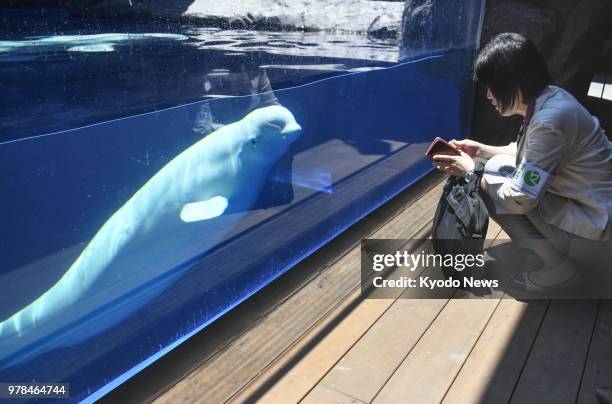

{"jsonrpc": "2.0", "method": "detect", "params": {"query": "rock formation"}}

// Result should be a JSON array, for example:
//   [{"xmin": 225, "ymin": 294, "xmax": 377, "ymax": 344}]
[{"xmin": 65, "ymin": 0, "xmax": 404, "ymax": 39}]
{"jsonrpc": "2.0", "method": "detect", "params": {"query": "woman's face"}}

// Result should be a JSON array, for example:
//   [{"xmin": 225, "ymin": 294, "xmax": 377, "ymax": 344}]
[
  {"xmin": 486, "ymin": 87, "xmax": 499, "ymax": 111},
  {"xmin": 486, "ymin": 87, "xmax": 524, "ymax": 117},
  {"xmin": 486, "ymin": 87, "xmax": 508, "ymax": 115}
]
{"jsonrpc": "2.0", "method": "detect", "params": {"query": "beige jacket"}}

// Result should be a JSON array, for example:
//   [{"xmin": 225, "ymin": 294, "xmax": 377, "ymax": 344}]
[{"xmin": 485, "ymin": 85, "xmax": 612, "ymax": 239}]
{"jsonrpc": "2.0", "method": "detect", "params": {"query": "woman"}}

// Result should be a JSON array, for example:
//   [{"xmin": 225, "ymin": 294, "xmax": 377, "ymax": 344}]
[{"xmin": 433, "ymin": 33, "xmax": 612, "ymax": 291}]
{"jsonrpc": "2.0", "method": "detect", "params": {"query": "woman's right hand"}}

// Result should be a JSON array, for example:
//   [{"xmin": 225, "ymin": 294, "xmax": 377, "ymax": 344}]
[{"xmin": 449, "ymin": 139, "xmax": 484, "ymax": 158}]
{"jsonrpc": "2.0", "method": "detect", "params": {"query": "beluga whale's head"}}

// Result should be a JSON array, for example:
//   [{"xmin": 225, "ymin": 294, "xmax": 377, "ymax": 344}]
[{"xmin": 241, "ymin": 105, "xmax": 301, "ymax": 164}]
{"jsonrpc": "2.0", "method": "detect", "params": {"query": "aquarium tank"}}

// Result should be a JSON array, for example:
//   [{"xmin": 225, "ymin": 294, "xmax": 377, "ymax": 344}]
[{"xmin": 0, "ymin": 0, "xmax": 485, "ymax": 401}]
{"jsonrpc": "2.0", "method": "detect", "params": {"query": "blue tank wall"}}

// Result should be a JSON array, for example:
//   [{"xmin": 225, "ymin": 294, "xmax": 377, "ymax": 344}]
[{"xmin": 0, "ymin": 2, "xmax": 485, "ymax": 401}]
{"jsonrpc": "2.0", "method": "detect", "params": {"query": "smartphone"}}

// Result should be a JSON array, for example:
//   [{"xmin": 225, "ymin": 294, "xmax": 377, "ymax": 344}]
[{"xmin": 425, "ymin": 137, "xmax": 460, "ymax": 157}]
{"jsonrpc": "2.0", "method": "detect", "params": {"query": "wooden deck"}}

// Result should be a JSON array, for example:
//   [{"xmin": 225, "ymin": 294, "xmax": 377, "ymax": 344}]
[
  {"xmin": 232, "ymin": 226, "xmax": 612, "ymax": 404},
  {"xmin": 104, "ymin": 173, "xmax": 612, "ymax": 404}
]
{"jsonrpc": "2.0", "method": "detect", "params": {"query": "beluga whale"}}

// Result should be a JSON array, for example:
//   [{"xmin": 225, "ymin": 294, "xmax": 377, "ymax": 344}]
[
  {"xmin": 0, "ymin": 104, "xmax": 301, "ymax": 366},
  {"xmin": 0, "ymin": 33, "xmax": 189, "ymax": 55}
]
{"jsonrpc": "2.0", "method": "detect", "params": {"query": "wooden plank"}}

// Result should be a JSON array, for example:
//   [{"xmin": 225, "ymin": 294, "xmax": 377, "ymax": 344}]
[
  {"xmin": 489, "ymin": 217, "xmax": 510, "ymax": 240},
  {"xmin": 372, "ymin": 297, "xmax": 501, "ymax": 404},
  {"xmin": 317, "ymin": 298, "xmax": 450, "ymax": 403},
  {"xmin": 302, "ymin": 384, "xmax": 367, "ymax": 404},
  {"xmin": 510, "ymin": 300, "xmax": 598, "ymax": 404},
  {"xmin": 442, "ymin": 299, "xmax": 549, "ymax": 404},
  {"xmin": 155, "ymin": 177, "xmax": 445, "ymax": 404},
  {"xmin": 230, "ymin": 191, "xmax": 447, "ymax": 402},
  {"xmin": 232, "ymin": 287, "xmax": 377, "ymax": 404},
  {"xmin": 109, "ymin": 228, "xmax": 369, "ymax": 404},
  {"xmin": 154, "ymin": 248, "xmax": 364, "ymax": 404},
  {"xmin": 577, "ymin": 301, "xmax": 612, "ymax": 404},
  {"xmin": 234, "ymin": 241, "xmax": 442, "ymax": 403},
  {"xmin": 374, "ymin": 190, "xmax": 442, "ymax": 240},
  {"xmin": 297, "ymin": 221, "xmax": 502, "ymax": 403},
  {"xmin": 248, "ymin": 297, "xmax": 397, "ymax": 403},
  {"xmin": 486, "ymin": 220, "xmax": 503, "ymax": 240}
]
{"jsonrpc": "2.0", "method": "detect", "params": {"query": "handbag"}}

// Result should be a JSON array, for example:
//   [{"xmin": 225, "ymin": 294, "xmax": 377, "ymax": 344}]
[{"xmin": 431, "ymin": 163, "xmax": 489, "ymax": 278}]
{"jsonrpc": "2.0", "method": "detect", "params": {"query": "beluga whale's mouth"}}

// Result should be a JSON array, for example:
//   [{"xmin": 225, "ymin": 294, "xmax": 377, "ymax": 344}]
[
  {"xmin": 249, "ymin": 105, "xmax": 302, "ymax": 145},
  {"xmin": 281, "ymin": 121, "xmax": 302, "ymax": 138}
]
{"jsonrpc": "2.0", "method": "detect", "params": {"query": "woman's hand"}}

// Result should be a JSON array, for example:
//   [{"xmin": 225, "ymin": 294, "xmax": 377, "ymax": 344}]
[
  {"xmin": 433, "ymin": 151, "xmax": 476, "ymax": 177},
  {"xmin": 449, "ymin": 139, "xmax": 484, "ymax": 158}
]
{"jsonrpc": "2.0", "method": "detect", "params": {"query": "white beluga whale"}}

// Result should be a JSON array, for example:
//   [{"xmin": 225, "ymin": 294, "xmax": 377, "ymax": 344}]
[
  {"xmin": 67, "ymin": 44, "xmax": 117, "ymax": 53},
  {"xmin": 0, "ymin": 33, "xmax": 189, "ymax": 55},
  {"xmin": 0, "ymin": 104, "xmax": 300, "ymax": 366}
]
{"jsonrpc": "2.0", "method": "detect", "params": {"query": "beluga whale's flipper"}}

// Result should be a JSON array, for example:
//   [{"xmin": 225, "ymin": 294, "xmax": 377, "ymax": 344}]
[{"xmin": 180, "ymin": 196, "xmax": 229, "ymax": 223}]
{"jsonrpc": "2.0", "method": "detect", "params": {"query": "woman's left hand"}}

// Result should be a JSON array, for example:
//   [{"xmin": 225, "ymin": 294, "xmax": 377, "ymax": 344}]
[{"xmin": 432, "ymin": 151, "xmax": 475, "ymax": 177}]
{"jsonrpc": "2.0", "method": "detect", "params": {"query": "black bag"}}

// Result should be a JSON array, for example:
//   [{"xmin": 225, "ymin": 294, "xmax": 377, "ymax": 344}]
[{"xmin": 432, "ymin": 169, "xmax": 489, "ymax": 278}]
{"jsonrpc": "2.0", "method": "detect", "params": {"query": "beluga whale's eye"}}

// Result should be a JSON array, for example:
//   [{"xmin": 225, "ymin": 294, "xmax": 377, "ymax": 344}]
[{"xmin": 250, "ymin": 138, "xmax": 256, "ymax": 146}]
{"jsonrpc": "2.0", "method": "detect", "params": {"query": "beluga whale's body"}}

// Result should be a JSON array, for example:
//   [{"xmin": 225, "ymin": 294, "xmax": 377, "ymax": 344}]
[
  {"xmin": 0, "ymin": 33, "xmax": 189, "ymax": 55},
  {"xmin": 0, "ymin": 104, "xmax": 301, "ymax": 366}
]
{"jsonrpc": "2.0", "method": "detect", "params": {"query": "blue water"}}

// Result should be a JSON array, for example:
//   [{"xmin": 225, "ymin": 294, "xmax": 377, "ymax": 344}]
[
  {"xmin": 0, "ymin": 9, "xmax": 481, "ymax": 402},
  {"xmin": 0, "ymin": 12, "xmax": 399, "ymax": 143}
]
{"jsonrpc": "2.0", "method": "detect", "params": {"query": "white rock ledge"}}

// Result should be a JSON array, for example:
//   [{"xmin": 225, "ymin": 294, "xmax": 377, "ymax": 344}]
[{"xmin": 82, "ymin": 0, "xmax": 405, "ymax": 37}]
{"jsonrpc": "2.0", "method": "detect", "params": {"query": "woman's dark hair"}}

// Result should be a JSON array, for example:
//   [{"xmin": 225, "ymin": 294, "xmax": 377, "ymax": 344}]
[{"xmin": 474, "ymin": 33, "xmax": 551, "ymax": 113}]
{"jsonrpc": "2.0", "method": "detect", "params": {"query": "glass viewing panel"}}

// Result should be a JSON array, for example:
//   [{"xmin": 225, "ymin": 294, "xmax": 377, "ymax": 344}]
[{"xmin": 0, "ymin": 2, "xmax": 485, "ymax": 401}]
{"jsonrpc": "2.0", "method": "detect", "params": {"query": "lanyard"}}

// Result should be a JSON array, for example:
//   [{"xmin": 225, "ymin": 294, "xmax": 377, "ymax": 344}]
[{"xmin": 517, "ymin": 101, "xmax": 536, "ymax": 142}]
